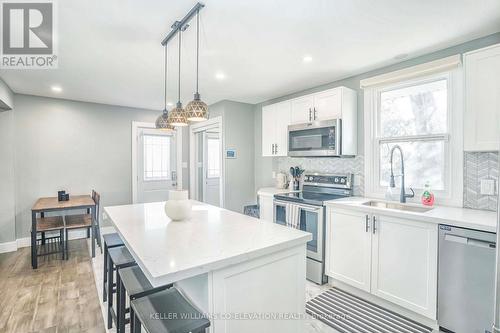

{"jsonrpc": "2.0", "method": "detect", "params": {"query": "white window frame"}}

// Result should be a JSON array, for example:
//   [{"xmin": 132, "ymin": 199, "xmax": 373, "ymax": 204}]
[
  {"xmin": 364, "ymin": 68, "xmax": 463, "ymax": 207},
  {"xmin": 142, "ymin": 133, "xmax": 172, "ymax": 181}
]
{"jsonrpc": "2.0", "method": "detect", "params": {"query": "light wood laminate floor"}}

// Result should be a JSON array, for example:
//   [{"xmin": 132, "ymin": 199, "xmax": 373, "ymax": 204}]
[{"xmin": 0, "ymin": 239, "xmax": 105, "ymax": 333}]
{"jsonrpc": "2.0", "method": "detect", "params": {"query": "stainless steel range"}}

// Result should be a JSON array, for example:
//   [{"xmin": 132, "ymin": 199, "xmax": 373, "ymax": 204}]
[{"xmin": 273, "ymin": 173, "xmax": 353, "ymax": 284}]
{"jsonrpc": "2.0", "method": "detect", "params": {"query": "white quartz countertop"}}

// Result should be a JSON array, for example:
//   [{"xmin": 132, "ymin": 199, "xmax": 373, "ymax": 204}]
[
  {"xmin": 257, "ymin": 187, "xmax": 297, "ymax": 197},
  {"xmin": 325, "ymin": 197, "xmax": 498, "ymax": 233},
  {"xmin": 104, "ymin": 200, "xmax": 312, "ymax": 286}
]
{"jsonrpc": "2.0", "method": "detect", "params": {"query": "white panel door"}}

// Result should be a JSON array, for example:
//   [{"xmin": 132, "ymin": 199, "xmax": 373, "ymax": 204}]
[
  {"xmin": 371, "ymin": 215, "xmax": 438, "ymax": 319},
  {"xmin": 137, "ymin": 128, "xmax": 177, "ymax": 203},
  {"xmin": 274, "ymin": 101, "xmax": 291, "ymax": 156},
  {"xmin": 464, "ymin": 44, "xmax": 500, "ymax": 151},
  {"xmin": 313, "ymin": 88, "xmax": 342, "ymax": 121},
  {"xmin": 326, "ymin": 209, "xmax": 372, "ymax": 292},
  {"xmin": 204, "ymin": 132, "xmax": 221, "ymax": 207},
  {"xmin": 290, "ymin": 95, "xmax": 314, "ymax": 124},
  {"xmin": 261, "ymin": 105, "xmax": 275, "ymax": 156},
  {"xmin": 211, "ymin": 246, "xmax": 306, "ymax": 333}
]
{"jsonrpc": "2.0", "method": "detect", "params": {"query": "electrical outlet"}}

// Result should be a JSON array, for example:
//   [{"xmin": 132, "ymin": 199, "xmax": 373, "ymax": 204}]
[{"xmin": 480, "ymin": 179, "xmax": 496, "ymax": 196}]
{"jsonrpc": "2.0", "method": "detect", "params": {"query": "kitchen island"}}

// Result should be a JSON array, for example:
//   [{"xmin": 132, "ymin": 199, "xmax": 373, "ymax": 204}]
[{"xmin": 104, "ymin": 200, "xmax": 312, "ymax": 333}]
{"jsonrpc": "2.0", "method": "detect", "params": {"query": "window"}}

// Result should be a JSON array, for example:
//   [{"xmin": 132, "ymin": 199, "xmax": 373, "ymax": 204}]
[
  {"xmin": 364, "ymin": 67, "xmax": 463, "ymax": 205},
  {"xmin": 378, "ymin": 78, "xmax": 448, "ymax": 190},
  {"xmin": 206, "ymin": 137, "xmax": 220, "ymax": 178},
  {"xmin": 143, "ymin": 134, "xmax": 171, "ymax": 180}
]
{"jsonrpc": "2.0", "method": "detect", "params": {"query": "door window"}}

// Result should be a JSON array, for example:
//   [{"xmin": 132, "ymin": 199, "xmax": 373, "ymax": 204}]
[{"xmin": 143, "ymin": 134, "xmax": 171, "ymax": 181}]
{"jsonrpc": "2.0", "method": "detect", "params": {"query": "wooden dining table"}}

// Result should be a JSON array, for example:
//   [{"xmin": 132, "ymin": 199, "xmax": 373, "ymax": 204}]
[{"xmin": 31, "ymin": 195, "xmax": 98, "ymax": 269}]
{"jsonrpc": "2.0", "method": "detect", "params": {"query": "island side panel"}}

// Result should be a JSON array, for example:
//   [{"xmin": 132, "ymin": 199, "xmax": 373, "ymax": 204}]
[{"xmin": 209, "ymin": 244, "xmax": 307, "ymax": 333}]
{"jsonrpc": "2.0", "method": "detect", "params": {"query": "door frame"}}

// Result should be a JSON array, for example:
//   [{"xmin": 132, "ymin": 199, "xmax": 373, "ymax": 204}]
[
  {"xmin": 189, "ymin": 116, "xmax": 225, "ymax": 208},
  {"xmin": 131, "ymin": 121, "xmax": 183, "ymax": 204}
]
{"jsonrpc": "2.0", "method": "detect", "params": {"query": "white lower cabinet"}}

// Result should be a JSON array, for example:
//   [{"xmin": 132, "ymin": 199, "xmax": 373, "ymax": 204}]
[
  {"xmin": 326, "ymin": 207, "xmax": 438, "ymax": 319},
  {"xmin": 371, "ymin": 215, "xmax": 438, "ymax": 319},
  {"xmin": 259, "ymin": 195, "xmax": 274, "ymax": 222},
  {"xmin": 325, "ymin": 209, "xmax": 371, "ymax": 292}
]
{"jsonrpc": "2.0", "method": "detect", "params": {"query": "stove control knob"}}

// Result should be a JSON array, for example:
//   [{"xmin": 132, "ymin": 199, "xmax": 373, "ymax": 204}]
[
  {"xmin": 340, "ymin": 178, "xmax": 346, "ymax": 184},
  {"xmin": 334, "ymin": 177, "xmax": 339, "ymax": 183}
]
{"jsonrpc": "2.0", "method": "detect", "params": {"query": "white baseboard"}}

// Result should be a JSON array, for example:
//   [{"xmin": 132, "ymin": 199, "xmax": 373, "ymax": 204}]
[
  {"xmin": 0, "ymin": 226, "xmax": 116, "ymax": 254},
  {"xmin": 0, "ymin": 241, "xmax": 17, "ymax": 253}
]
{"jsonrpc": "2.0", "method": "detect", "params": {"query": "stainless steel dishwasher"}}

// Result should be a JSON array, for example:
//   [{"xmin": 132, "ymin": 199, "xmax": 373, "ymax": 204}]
[{"xmin": 438, "ymin": 225, "xmax": 496, "ymax": 333}]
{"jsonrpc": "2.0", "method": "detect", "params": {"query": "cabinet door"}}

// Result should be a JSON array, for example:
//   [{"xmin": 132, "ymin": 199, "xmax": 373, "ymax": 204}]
[
  {"xmin": 290, "ymin": 95, "xmax": 314, "ymax": 124},
  {"xmin": 326, "ymin": 209, "xmax": 372, "ymax": 292},
  {"xmin": 371, "ymin": 215, "xmax": 438, "ymax": 319},
  {"xmin": 259, "ymin": 195, "xmax": 274, "ymax": 222},
  {"xmin": 464, "ymin": 44, "xmax": 500, "ymax": 151},
  {"xmin": 313, "ymin": 88, "xmax": 341, "ymax": 121},
  {"xmin": 261, "ymin": 105, "xmax": 275, "ymax": 157},
  {"xmin": 274, "ymin": 101, "xmax": 291, "ymax": 156}
]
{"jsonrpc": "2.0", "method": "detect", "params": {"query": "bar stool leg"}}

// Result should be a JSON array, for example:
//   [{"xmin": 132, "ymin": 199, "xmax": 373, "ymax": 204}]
[
  {"xmin": 130, "ymin": 306, "xmax": 135, "ymax": 333},
  {"xmin": 132, "ymin": 310, "xmax": 141, "ymax": 333},
  {"xmin": 103, "ymin": 243, "xmax": 108, "ymax": 302},
  {"xmin": 107, "ymin": 258, "xmax": 114, "ymax": 329},
  {"xmin": 117, "ymin": 272, "xmax": 126, "ymax": 333}
]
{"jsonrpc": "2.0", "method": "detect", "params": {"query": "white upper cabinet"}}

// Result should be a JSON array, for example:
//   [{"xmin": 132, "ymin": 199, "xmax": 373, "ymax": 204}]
[
  {"xmin": 464, "ymin": 44, "xmax": 500, "ymax": 151},
  {"xmin": 262, "ymin": 86, "xmax": 357, "ymax": 157},
  {"xmin": 290, "ymin": 95, "xmax": 314, "ymax": 124},
  {"xmin": 262, "ymin": 102, "xmax": 290, "ymax": 157},
  {"xmin": 313, "ymin": 88, "xmax": 342, "ymax": 121},
  {"xmin": 261, "ymin": 105, "xmax": 275, "ymax": 157}
]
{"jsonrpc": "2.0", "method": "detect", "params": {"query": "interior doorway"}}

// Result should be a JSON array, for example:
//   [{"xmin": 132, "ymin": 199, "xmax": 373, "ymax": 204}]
[
  {"xmin": 132, "ymin": 122, "xmax": 183, "ymax": 203},
  {"xmin": 190, "ymin": 117, "xmax": 224, "ymax": 207}
]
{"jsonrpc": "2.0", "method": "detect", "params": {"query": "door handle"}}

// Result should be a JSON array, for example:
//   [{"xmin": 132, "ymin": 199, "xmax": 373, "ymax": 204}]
[
  {"xmin": 372, "ymin": 216, "xmax": 377, "ymax": 234},
  {"xmin": 313, "ymin": 107, "xmax": 317, "ymax": 120},
  {"xmin": 365, "ymin": 215, "xmax": 370, "ymax": 233}
]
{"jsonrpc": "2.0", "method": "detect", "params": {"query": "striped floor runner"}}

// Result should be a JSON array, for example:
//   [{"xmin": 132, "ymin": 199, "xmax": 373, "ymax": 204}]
[{"xmin": 306, "ymin": 288, "xmax": 433, "ymax": 333}]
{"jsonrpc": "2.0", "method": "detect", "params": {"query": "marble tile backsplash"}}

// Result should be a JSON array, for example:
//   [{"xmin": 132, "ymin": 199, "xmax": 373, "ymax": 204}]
[
  {"xmin": 273, "ymin": 156, "xmax": 365, "ymax": 196},
  {"xmin": 464, "ymin": 152, "xmax": 499, "ymax": 211}
]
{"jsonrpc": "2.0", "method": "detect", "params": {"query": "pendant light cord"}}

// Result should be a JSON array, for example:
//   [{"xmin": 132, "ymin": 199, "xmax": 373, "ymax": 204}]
[
  {"xmin": 164, "ymin": 45, "xmax": 167, "ymax": 110},
  {"xmin": 178, "ymin": 26, "xmax": 182, "ymax": 103},
  {"xmin": 196, "ymin": 9, "xmax": 199, "ymax": 94}
]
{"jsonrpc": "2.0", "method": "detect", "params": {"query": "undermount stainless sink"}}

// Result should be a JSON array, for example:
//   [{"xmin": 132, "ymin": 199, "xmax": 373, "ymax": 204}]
[{"xmin": 362, "ymin": 200, "xmax": 433, "ymax": 213}]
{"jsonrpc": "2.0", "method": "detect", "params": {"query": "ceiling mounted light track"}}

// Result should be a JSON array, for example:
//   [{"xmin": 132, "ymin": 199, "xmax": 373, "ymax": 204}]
[
  {"xmin": 157, "ymin": 2, "xmax": 206, "ymax": 128},
  {"xmin": 156, "ymin": 45, "xmax": 175, "ymax": 131}
]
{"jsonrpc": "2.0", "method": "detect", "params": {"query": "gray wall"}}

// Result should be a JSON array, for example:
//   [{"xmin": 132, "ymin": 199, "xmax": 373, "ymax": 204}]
[
  {"xmin": 0, "ymin": 79, "xmax": 15, "ymax": 243},
  {"xmin": 209, "ymin": 100, "xmax": 255, "ymax": 212},
  {"xmin": 12, "ymin": 94, "xmax": 171, "ymax": 238},
  {"xmin": 254, "ymin": 32, "xmax": 500, "ymax": 194}
]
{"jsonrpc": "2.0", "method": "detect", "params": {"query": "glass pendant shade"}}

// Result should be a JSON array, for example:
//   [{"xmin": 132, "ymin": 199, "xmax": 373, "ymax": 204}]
[
  {"xmin": 185, "ymin": 93, "xmax": 208, "ymax": 121},
  {"xmin": 168, "ymin": 102, "xmax": 188, "ymax": 127},
  {"xmin": 156, "ymin": 108, "xmax": 175, "ymax": 131}
]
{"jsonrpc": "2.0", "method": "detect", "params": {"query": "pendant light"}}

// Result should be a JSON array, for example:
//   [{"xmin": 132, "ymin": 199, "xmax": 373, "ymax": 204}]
[
  {"xmin": 168, "ymin": 27, "xmax": 188, "ymax": 127},
  {"xmin": 156, "ymin": 45, "xmax": 175, "ymax": 131},
  {"xmin": 185, "ymin": 9, "xmax": 208, "ymax": 121}
]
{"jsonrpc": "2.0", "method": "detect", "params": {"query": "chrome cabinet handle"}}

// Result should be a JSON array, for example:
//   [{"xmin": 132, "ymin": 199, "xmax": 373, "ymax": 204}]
[
  {"xmin": 365, "ymin": 215, "xmax": 370, "ymax": 233},
  {"xmin": 275, "ymin": 143, "xmax": 278, "ymax": 154},
  {"xmin": 272, "ymin": 144, "xmax": 275, "ymax": 154},
  {"xmin": 372, "ymin": 216, "xmax": 377, "ymax": 234},
  {"xmin": 309, "ymin": 108, "xmax": 312, "ymax": 121},
  {"xmin": 314, "ymin": 107, "xmax": 317, "ymax": 120}
]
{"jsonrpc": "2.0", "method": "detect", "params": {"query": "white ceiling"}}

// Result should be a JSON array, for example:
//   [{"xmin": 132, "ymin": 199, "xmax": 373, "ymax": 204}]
[{"xmin": 1, "ymin": 0, "xmax": 499, "ymax": 110}]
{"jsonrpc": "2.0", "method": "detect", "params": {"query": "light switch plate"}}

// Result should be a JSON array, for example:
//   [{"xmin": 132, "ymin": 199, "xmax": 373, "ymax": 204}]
[
  {"xmin": 272, "ymin": 171, "xmax": 276, "ymax": 179},
  {"xmin": 480, "ymin": 179, "xmax": 497, "ymax": 196}
]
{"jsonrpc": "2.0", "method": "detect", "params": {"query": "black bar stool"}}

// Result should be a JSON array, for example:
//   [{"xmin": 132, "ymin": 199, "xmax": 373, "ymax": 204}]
[
  {"xmin": 102, "ymin": 233, "xmax": 125, "ymax": 302},
  {"xmin": 107, "ymin": 245, "xmax": 136, "ymax": 330},
  {"xmin": 116, "ymin": 266, "xmax": 172, "ymax": 333},
  {"xmin": 130, "ymin": 287, "xmax": 210, "ymax": 333}
]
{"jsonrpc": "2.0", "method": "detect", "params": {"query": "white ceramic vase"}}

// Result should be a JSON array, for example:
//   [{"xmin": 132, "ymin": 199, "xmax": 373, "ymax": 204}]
[{"xmin": 164, "ymin": 190, "xmax": 192, "ymax": 221}]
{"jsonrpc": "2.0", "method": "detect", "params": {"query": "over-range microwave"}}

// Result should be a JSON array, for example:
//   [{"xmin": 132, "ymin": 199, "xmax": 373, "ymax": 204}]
[{"xmin": 288, "ymin": 119, "xmax": 356, "ymax": 157}]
